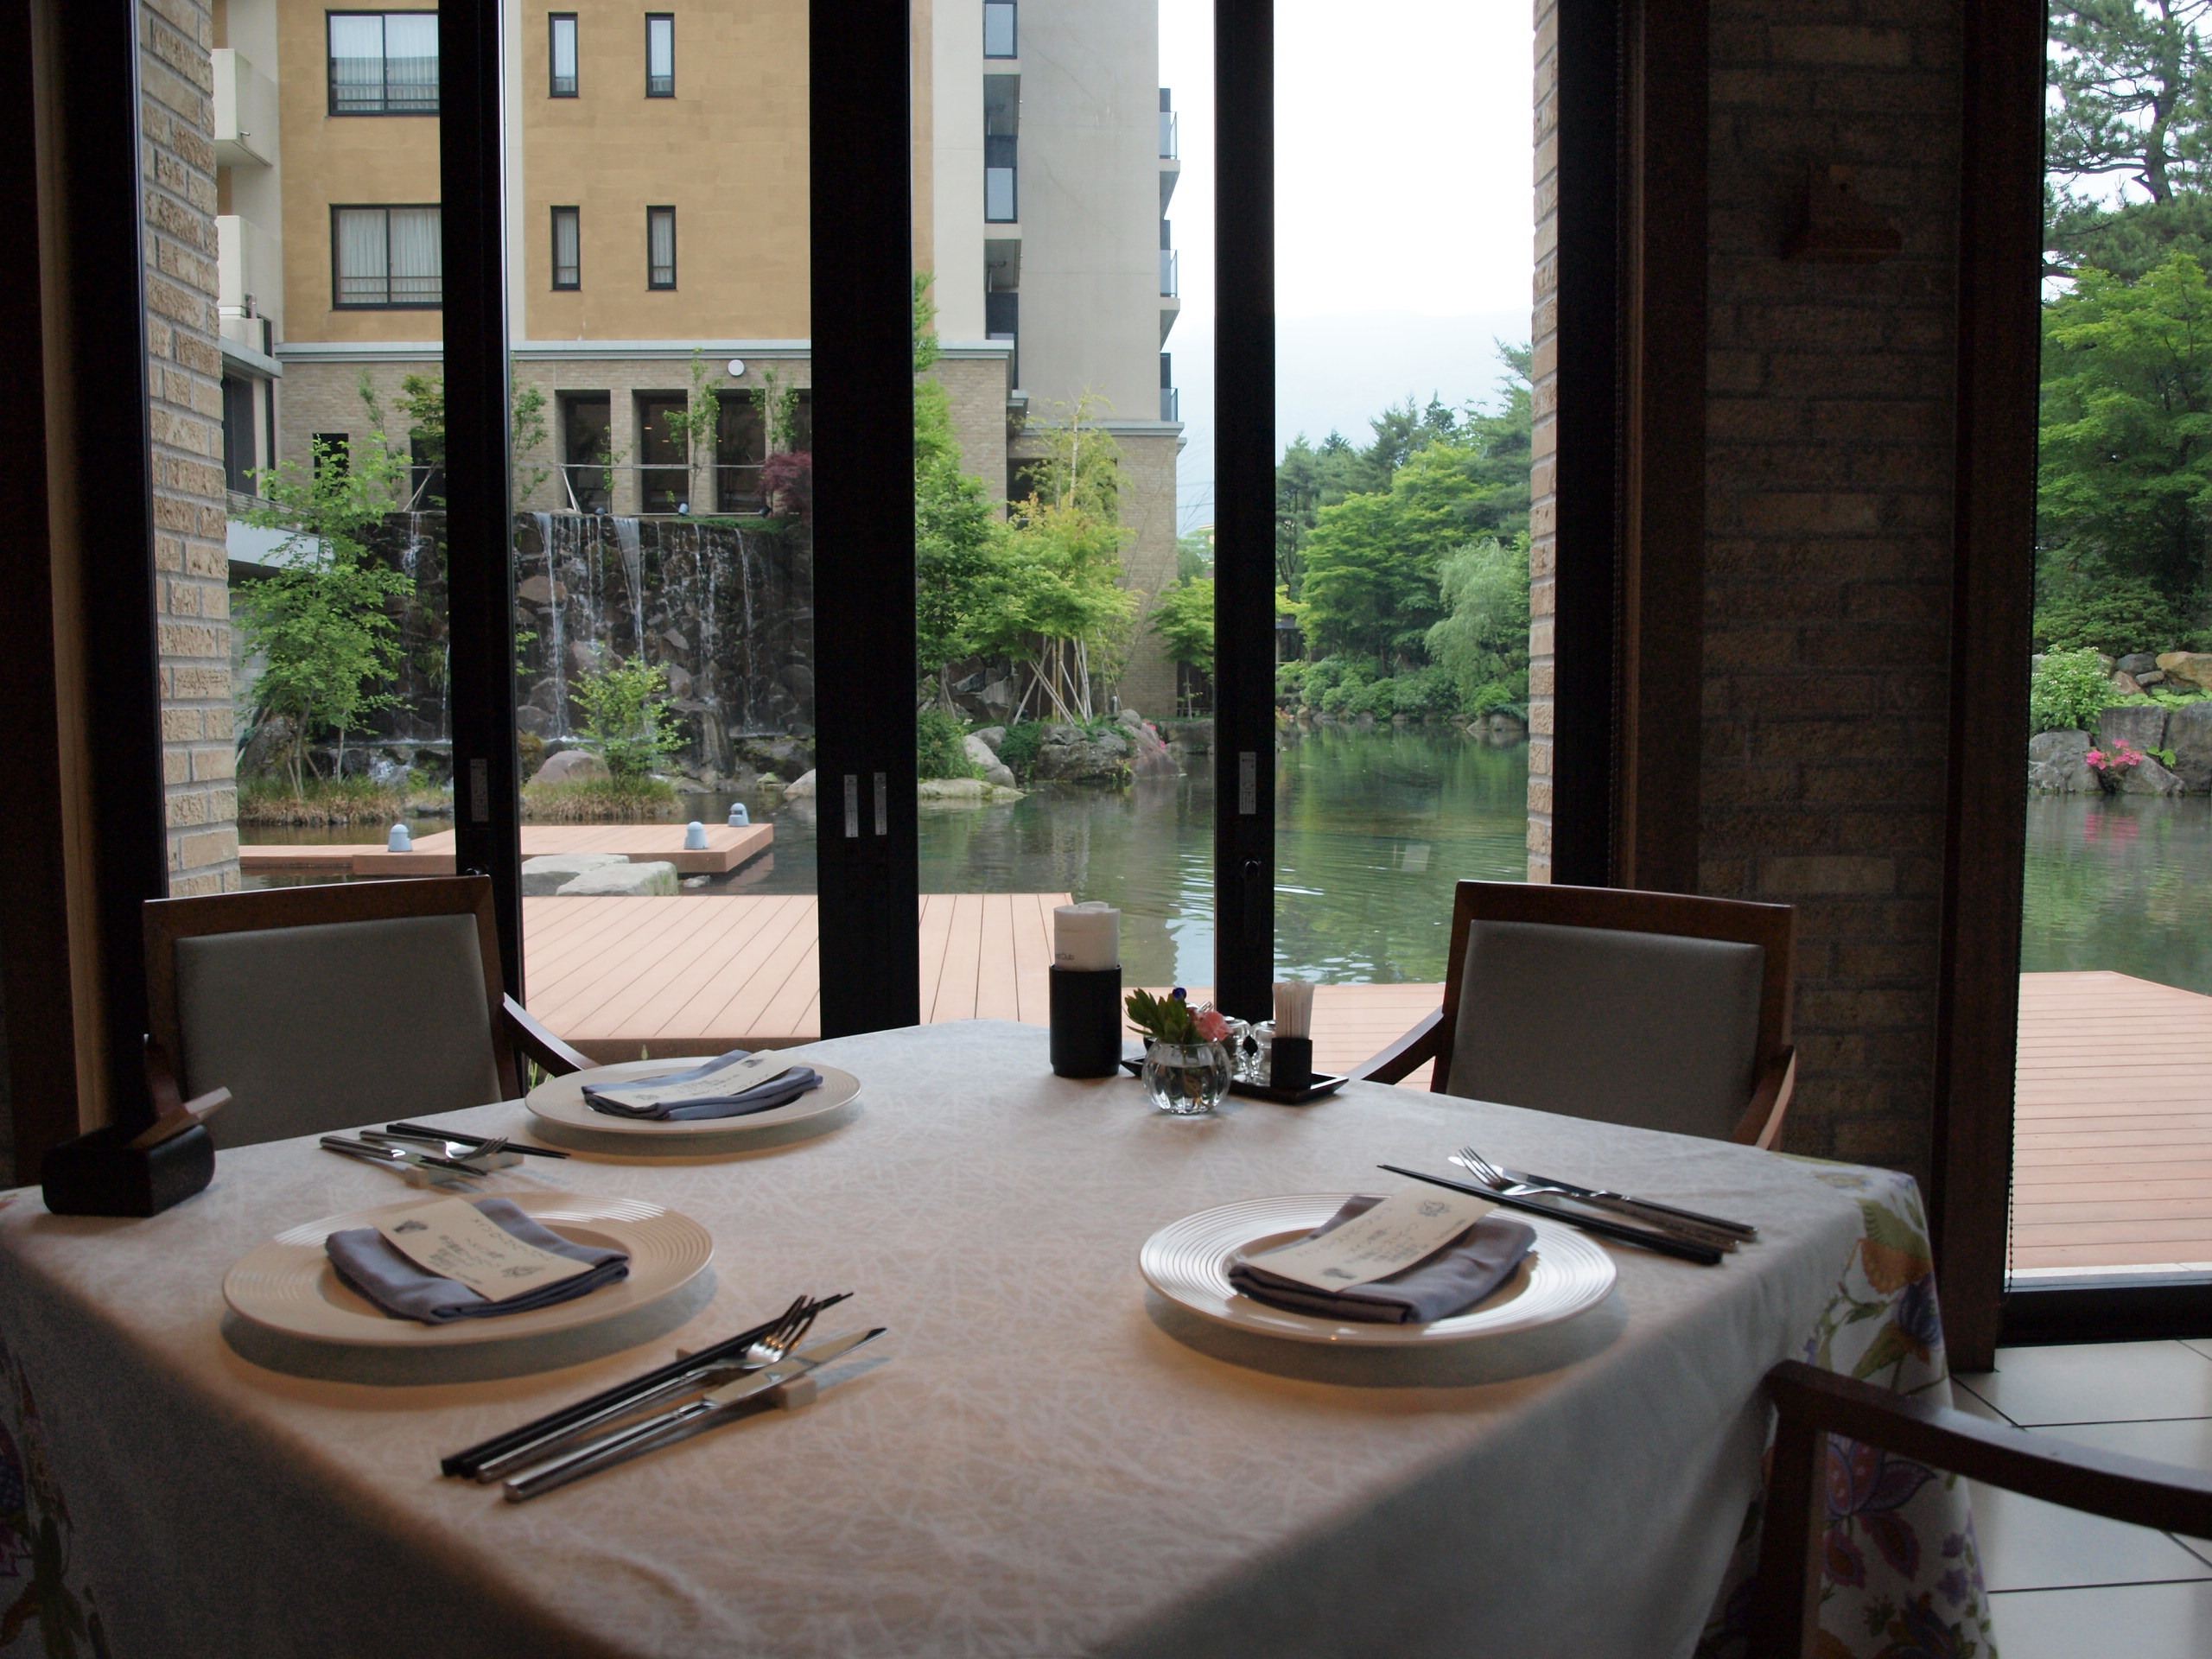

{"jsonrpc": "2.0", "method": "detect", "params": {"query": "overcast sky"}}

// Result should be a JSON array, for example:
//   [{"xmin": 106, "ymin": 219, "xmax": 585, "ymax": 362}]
[{"xmin": 1160, "ymin": 1, "xmax": 1535, "ymax": 533}]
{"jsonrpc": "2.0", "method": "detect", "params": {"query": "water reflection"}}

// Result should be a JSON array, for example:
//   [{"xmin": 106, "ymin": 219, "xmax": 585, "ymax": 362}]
[{"xmin": 2021, "ymin": 794, "xmax": 2212, "ymax": 993}]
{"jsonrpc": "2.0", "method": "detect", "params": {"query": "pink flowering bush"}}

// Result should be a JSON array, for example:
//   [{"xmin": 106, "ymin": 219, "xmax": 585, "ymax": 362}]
[{"xmin": 2086, "ymin": 739, "xmax": 2145, "ymax": 774}]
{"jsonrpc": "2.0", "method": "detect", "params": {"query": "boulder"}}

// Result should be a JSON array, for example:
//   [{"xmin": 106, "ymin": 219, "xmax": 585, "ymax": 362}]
[
  {"xmin": 971, "ymin": 726, "xmax": 1007, "ymax": 754},
  {"xmin": 238, "ymin": 715, "xmax": 298, "ymax": 779},
  {"xmin": 962, "ymin": 732, "xmax": 1017, "ymax": 787},
  {"xmin": 2157, "ymin": 652, "xmax": 2212, "ymax": 691},
  {"xmin": 1035, "ymin": 728, "xmax": 1132, "ymax": 785},
  {"xmin": 2139, "ymin": 670, "xmax": 2169, "ymax": 686},
  {"xmin": 2096, "ymin": 702, "xmax": 2168, "ymax": 755},
  {"xmin": 2121, "ymin": 754, "xmax": 2187, "ymax": 796},
  {"xmin": 2165, "ymin": 701, "xmax": 2212, "ymax": 791},
  {"xmin": 532, "ymin": 748, "xmax": 611, "ymax": 786},
  {"xmin": 2027, "ymin": 728, "xmax": 2096, "ymax": 793},
  {"xmin": 783, "ymin": 768, "xmax": 817, "ymax": 800},
  {"xmin": 2117, "ymin": 652, "xmax": 2161, "ymax": 677},
  {"xmin": 557, "ymin": 860, "xmax": 679, "ymax": 897},
  {"xmin": 2111, "ymin": 671, "xmax": 2145, "ymax": 697},
  {"xmin": 919, "ymin": 778, "xmax": 1023, "ymax": 805},
  {"xmin": 522, "ymin": 852, "xmax": 628, "ymax": 896}
]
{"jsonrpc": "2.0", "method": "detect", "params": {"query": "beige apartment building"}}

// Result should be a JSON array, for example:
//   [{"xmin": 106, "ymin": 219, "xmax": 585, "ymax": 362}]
[{"xmin": 212, "ymin": 0, "xmax": 1185, "ymax": 716}]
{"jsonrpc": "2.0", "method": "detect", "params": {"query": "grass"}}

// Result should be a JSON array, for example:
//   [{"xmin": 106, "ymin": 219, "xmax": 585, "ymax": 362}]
[
  {"xmin": 241, "ymin": 775, "xmax": 401, "ymax": 825},
  {"xmin": 521, "ymin": 776, "xmax": 681, "ymax": 822}
]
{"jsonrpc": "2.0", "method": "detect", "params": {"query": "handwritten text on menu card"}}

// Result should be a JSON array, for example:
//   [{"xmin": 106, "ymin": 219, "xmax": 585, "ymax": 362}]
[
  {"xmin": 1248, "ymin": 1187, "xmax": 1496, "ymax": 1291},
  {"xmin": 372, "ymin": 1198, "xmax": 592, "ymax": 1302}
]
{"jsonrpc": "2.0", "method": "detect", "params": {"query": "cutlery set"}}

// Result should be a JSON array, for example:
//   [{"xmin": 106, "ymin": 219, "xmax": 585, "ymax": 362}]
[
  {"xmin": 320, "ymin": 1124, "xmax": 573, "ymax": 1183},
  {"xmin": 442, "ymin": 1293, "xmax": 885, "ymax": 1502},
  {"xmin": 1382, "ymin": 1144, "xmax": 1759, "ymax": 1267}
]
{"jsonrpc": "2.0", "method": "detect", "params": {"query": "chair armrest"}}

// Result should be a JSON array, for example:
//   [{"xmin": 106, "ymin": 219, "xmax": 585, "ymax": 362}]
[
  {"xmin": 1749, "ymin": 1360, "xmax": 2212, "ymax": 1656},
  {"xmin": 1350, "ymin": 1007, "xmax": 1446, "ymax": 1086},
  {"xmin": 500, "ymin": 995, "xmax": 593, "ymax": 1077},
  {"xmin": 1732, "ymin": 1046, "xmax": 1796, "ymax": 1149}
]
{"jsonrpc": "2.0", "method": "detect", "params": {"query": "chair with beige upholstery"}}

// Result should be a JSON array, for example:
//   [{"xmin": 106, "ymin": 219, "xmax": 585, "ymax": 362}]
[
  {"xmin": 143, "ymin": 876, "xmax": 589, "ymax": 1150},
  {"xmin": 1354, "ymin": 880, "xmax": 1797, "ymax": 1147}
]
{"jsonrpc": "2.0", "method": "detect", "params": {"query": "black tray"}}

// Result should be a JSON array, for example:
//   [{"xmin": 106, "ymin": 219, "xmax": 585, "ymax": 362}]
[{"xmin": 1117, "ymin": 1057, "xmax": 1349, "ymax": 1104}]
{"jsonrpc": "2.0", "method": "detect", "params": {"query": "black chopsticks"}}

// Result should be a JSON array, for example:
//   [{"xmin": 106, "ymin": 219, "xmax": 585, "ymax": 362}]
[
  {"xmin": 386, "ymin": 1122, "xmax": 570, "ymax": 1160},
  {"xmin": 1379, "ymin": 1165, "xmax": 1726, "ymax": 1266},
  {"xmin": 440, "ymin": 1292, "xmax": 851, "ymax": 1478}
]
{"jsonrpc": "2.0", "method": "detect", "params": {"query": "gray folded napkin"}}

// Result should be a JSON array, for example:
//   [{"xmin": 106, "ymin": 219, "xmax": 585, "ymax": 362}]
[
  {"xmin": 582, "ymin": 1049, "xmax": 826, "ymax": 1122},
  {"xmin": 325, "ymin": 1197, "xmax": 630, "ymax": 1324},
  {"xmin": 1227, "ymin": 1194, "xmax": 1537, "ymax": 1325}
]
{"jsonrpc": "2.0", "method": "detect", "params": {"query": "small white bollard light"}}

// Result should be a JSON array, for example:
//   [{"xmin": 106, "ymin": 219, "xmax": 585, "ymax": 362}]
[
  {"xmin": 728, "ymin": 803, "xmax": 750, "ymax": 827},
  {"xmin": 684, "ymin": 820, "xmax": 709, "ymax": 850},
  {"xmin": 387, "ymin": 823, "xmax": 413, "ymax": 853}
]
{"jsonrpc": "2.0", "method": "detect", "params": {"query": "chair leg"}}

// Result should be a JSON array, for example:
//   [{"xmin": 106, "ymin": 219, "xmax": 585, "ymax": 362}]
[{"xmin": 1745, "ymin": 1409, "xmax": 1825, "ymax": 1659}]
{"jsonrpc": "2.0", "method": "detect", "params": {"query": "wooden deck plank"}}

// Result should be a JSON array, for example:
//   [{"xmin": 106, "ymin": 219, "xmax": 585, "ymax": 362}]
[
  {"xmin": 974, "ymin": 895, "xmax": 1023, "ymax": 1023},
  {"xmin": 915, "ymin": 896, "xmax": 956, "ymax": 1026},
  {"xmin": 1011, "ymin": 894, "xmax": 1056, "ymax": 1026}
]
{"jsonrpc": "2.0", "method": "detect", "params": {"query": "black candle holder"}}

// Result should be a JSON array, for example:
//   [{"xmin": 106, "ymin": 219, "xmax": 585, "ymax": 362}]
[
  {"xmin": 1049, "ymin": 964, "xmax": 1123, "ymax": 1077},
  {"xmin": 41, "ymin": 1122, "xmax": 214, "ymax": 1217}
]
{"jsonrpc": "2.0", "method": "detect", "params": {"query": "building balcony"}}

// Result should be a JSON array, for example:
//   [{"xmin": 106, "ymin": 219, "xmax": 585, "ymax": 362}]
[
  {"xmin": 1160, "ymin": 249, "xmax": 1179, "ymax": 298},
  {"xmin": 217, "ymin": 215, "xmax": 283, "ymax": 346},
  {"xmin": 1160, "ymin": 385, "xmax": 1179, "ymax": 423},
  {"xmin": 213, "ymin": 49, "xmax": 278, "ymax": 168},
  {"xmin": 1159, "ymin": 109, "xmax": 1178, "ymax": 161}
]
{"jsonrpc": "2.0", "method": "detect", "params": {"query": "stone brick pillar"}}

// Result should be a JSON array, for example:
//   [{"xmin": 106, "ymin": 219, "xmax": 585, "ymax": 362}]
[
  {"xmin": 142, "ymin": 0, "xmax": 239, "ymax": 895},
  {"xmin": 1525, "ymin": 0, "xmax": 1561, "ymax": 883}
]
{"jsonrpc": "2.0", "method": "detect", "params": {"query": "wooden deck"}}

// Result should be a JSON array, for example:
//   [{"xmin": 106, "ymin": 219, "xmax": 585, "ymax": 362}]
[
  {"xmin": 242, "ymin": 823, "xmax": 772, "ymax": 878},
  {"xmin": 2015, "ymin": 971, "xmax": 2212, "ymax": 1274}
]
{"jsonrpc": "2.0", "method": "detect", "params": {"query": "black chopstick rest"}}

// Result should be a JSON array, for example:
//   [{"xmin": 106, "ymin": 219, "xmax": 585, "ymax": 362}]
[
  {"xmin": 41, "ymin": 1122, "xmax": 214, "ymax": 1217},
  {"xmin": 1049, "ymin": 964, "xmax": 1123, "ymax": 1078}
]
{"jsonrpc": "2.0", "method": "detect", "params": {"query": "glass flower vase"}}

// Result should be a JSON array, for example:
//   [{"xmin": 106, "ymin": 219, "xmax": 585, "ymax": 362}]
[{"xmin": 1142, "ymin": 1041, "xmax": 1231, "ymax": 1116}]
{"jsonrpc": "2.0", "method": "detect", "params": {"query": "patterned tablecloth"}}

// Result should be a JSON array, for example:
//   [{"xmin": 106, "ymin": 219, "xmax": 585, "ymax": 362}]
[
  {"xmin": 0, "ymin": 1021, "xmax": 1989, "ymax": 1659},
  {"xmin": 1700, "ymin": 1160, "xmax": 1998, "ymax": 1659}
]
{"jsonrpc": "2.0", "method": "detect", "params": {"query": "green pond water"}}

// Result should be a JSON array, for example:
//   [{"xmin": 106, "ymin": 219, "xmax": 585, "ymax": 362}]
[{"xmin": 2019, "ymin": 794, "xmax": 2212, "ymax": 993}]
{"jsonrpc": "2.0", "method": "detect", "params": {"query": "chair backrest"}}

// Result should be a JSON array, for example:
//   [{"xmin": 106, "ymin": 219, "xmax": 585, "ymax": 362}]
[
  {"xmin": 1431, "ymin": 882, "xmax": 1793, "ymax": 1141},
  {"xmin": 144, "ymin": 878, "xmax": 519, "ymax": 1149}
]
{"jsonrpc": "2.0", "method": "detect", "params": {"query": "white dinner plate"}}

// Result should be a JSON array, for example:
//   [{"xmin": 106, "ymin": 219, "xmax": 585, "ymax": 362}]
[
  {"xmin": 223, "ymin": 1191, "xmax": 714, "ymax": 1347},
  {"xmin": 524, "ymin": 1053, "xmax": 861, "ymax": 1139},
  {"xmin": 1140, "ymin": 1192, "xmax": 1618, "ymax": 1346}
]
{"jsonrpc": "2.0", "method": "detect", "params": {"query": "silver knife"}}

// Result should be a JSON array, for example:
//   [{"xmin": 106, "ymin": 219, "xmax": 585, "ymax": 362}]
[
  {"xmin": 1503, "ymin": 1165, "xmax": 1758, "ymax": 1241},
  {"xmin": 503, "ymin": 1328, "xmax": 887, "ymax": 1503},
  {"xmin": 319, "ymin": 1135, "xmax": 486, "ymax": 1179}
]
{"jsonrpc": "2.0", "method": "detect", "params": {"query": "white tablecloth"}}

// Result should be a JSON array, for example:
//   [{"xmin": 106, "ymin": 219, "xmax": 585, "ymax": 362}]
[{"xmin": 0, "ymin": 1020, "xmax": 1887, "ymax": 1658}]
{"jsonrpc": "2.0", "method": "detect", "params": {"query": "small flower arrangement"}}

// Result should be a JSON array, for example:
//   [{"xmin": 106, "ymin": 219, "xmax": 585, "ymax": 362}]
[
  {"xmin": 1125, "ymin": 986, "xmax": 1230, "ymax": 1045},
  {"xmin": 2086, "ymin": 739, "xmax": 2145, "ymax": 774}
]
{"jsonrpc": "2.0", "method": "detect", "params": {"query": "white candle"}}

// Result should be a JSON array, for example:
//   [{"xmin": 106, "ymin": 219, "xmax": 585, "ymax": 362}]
[{"xmin": 1053, "ymin": 902, "xmax": 1120, "ymax": 970}]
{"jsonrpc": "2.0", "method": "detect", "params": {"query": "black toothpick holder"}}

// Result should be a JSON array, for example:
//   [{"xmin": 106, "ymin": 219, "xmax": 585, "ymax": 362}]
[
  {"xmin": 1270, "ymin": 1036, "xmax": 1314, "ymax": 1095},
  {"xmin": 41, "ymin": 1122, "xmax": 214, "ymax": 1217},
  {"xmin": 1049, "ymin": 964, "xmax": 1123, "ymax": 1077}
]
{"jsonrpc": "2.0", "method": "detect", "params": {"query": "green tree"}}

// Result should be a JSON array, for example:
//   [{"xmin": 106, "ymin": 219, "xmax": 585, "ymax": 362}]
[
  {"xmin": 1148, "ymin": 575, "xmax": 1215, "ymax": 676},
  {"xmin": 912, "ymin": 273, "xmax": 1011, "ymax": 701},
  {"xmin": 391, "ymin": 370, "xmax": 553, "ymax": 505},
  {"xmin": 1424, "ymin": 535, "xmax": 1532, "ymax": 715},
  {"xmin": 2039, "ymin": 251, "xmax": 2212, "ymax": 622},
  {"xmin": 237, "ymin": 375, "xmax": 416, "ymax": 791},
  {"xmin": 571, "ymin": 652, "xmax": 684, "ymax": 778}
]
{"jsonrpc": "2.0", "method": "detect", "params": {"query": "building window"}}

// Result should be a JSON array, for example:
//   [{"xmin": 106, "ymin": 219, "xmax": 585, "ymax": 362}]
[
  {"xmin": 561, "ymin": 392, "xmax": 613, "ymax": 512},
  {"xmin": 549, "ymin": 14, "xmax": 578, "ymax": 97},
  {"xmin": 327, "ymin": 12, "xmax": 439, "ymax": 116},
  {"xmin": 332, "ymin": 206, "xmax": 442, "ymax": 308},
  {"xmin": 983, "ymin": 1, "xmax": 1016, "ymax": 58},
  {"xmin": 313, "ymin": 433, "xmax": 351, "ymax": 478},
  {"xmin": 551, "ymin": 207, "xmax": 581, "ymax": 289},
  {"xmin": 647, "ymin": 207, "xmax": 677, "ymax": 288},
  {"xmin": 638, "ymin": 392, "xmax": 688, "ymax": 512},
  {"xmin": 715, "ymin": 391, "xmax": 766, "ymax": 512},
  {"xmin": 984, "ymin": 76, "xmax": 1018, "ymax": 223},
  {"xmin": 222, "ymin": 376, "xmax": 257, "ymax": 496},
  {"xmin": 645, "ymin": 14, "xmax": 675, "ymax": 97}
]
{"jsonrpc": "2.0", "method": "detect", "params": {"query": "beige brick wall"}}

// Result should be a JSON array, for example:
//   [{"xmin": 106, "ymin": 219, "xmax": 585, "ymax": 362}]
[
  {"xmin": 144, "ymin": 0, "xmax": 239, "ymax": 895},
  {"xmin": 1526, "ymin": 0, "xmax": 1560, "ymax": 881}
]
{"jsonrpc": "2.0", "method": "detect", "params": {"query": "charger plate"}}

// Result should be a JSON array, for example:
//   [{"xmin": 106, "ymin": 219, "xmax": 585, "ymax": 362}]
[
  {"xmin": 1140, "ymin": 1192, "xmax": 1616, "ymax": 1346},
  {"xmin": 224, "ymin": 1192, "xmax": 713, "ymax": 1347},
  {"xmin": 525, "ymin": 1053, "xmax": 860, "ymax": 1139}
]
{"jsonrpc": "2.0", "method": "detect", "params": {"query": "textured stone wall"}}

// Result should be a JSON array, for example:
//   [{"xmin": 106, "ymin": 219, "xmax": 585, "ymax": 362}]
[
  {"xmin": 143, "ymin": 0, "xmax": 239, "ymax": 895},
  {"xmin": 1701, "ymin": 0, "xmax": 1961, "ymax": 1173}
]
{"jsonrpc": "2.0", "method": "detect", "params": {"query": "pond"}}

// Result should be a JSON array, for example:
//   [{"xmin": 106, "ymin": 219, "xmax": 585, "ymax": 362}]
[{"xmin": 2020, "ymin": 794, "xmax": 2212, "ymax": 994}]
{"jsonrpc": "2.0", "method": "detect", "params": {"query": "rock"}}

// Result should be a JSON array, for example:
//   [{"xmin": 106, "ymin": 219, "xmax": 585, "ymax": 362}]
[
  {"xmin": 783, "ymin": 769, "xmax": 817, "ymax": 800},
  {"xmin": 918, "ymin": 778, "xmax": 1023, "ymax": 806},
  {"xmin": 957, "ymin": 733, "xmax": 1018, "ymax": 788},
  {"xmin": 663, "ymin": 663, "xmax": 694, "ymax": 699},
  {"xmin": 2117, "ymin": 652, "xmax": 2161, "ymax": 677},
  {"xmin": 2027, "ymin": 728, "xmax": 2097, "ymax": 793},
  {"xmin": 2111, "ymin": 671, "xmax": 2145, "ymax": 697},
  {"xmin": 681, "ymin": 874, "xmax": 710, "ymax": 889},
  {"xmin": 2165, "ymin": 702, "xmax": 2212, "ymax": 790},
  {"xmin": 2121, "ymin": 754, "xmax": 2187, "ymax": 796},
  {"xmin": 2157, "ymin": 651, "xmax": 2212, "ymax": 691},
  {"xmin": 2139, "ymin": 670, "xmax": 2168, "ymax": 685},
  {"xmin": 515, "ymin": 574, "xmax": 566, "ymax": 605},
  {"xmin": 972, "ymin": 726, "xmax": 1007, "ymax": 754},
  {"xmin": 515, "ymin": 704, "xmax": 553, "ymax": 739},
  {"xmin": 664, "ymin": 628, "xmax": 690, "ymax": 652},
  {"xmin": 532, "ymin": 748, "xmax": 611, "ymax": 786},
  {"xmin": 522, "ymin": 853, "xmax": 628, "ymax": 895},
  {"xmin": 1035, "ymin": 728, "xmax": 1131, "ymax": 785},
  {"xmin": 2097, "ymin": 702, "xmax": 2168, "ymax": 754},
  {"xmin": 557, "ymin": 860, "xmax": 679, "ymax": 897},
  {"xmin": 238, "ymin": 715, "xmax": 297, "ymax": 779}
]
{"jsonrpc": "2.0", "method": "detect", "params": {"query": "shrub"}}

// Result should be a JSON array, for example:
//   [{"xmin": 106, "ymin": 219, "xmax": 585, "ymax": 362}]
[
  {"xmin": 2031, "ymin": 647, "xmax": 2121, "ymax": 732},
  {"xmin": 1299, "ymin": 657, "xmax": 1349, "ymax": 707},
  {"xmin": 571, "ymin": 654, "xmax": 684, "ymax": 779},
  {"xmin": 2032, "ymin": 578, "xmax": 2181, "ymax": 656},
  {"xmin": 916, "ymin": 707, "xmax": 979, "ymax": 780}
]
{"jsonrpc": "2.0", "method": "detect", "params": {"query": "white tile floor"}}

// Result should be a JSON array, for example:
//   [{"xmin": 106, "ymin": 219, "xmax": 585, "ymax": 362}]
[{"xmin": 1955, "ymin": 1340, "xmax": 2212, "ymax": 1657}]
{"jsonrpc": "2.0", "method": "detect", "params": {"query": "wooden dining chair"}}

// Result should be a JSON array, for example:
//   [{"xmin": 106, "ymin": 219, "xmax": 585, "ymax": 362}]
[
  {"xmin": 1352, "ymin": 880, "xmax": 1797, "ymax": 1146},
  {"xmin": 1746, "ymin": 1360, "xmax": 2212, "ymax": 1656},
  {"xmin": 143, "ymin": 875, "xmax": 590, "ymax": 1149}
]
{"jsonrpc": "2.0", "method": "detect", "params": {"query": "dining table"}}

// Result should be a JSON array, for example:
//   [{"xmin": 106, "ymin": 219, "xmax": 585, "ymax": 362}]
[{"xmin": 0, "ymin": 1019, "xmax": 1994, "ymax": 1658}]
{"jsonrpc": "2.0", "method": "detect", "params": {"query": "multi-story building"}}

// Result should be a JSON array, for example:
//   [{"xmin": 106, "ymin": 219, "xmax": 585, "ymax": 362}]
[{"xmin": 213, "ymin": 0, "xmax": 1185, "ymax": 718}]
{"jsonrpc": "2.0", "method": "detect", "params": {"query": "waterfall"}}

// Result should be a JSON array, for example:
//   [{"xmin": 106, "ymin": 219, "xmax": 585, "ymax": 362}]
[{"xmin": 613, "ymin": 516, "xmax": 647, "ymax": 658}]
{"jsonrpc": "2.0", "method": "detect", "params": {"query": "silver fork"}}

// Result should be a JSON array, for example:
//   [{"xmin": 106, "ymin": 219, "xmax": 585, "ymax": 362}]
[
  {"xmin": 469, "ymin": 1302, "xmax": 823, "ymax": 1483},
  {"xmin": 1451, "ymin": 1147, "xmax": 1743, "ymax": 1252},
  {"xmin": 365, "ymin": 1130, "xmax": 518, "ymax": 1171}
]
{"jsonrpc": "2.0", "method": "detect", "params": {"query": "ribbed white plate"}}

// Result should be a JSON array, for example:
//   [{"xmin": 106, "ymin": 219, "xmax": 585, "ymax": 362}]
[
  {"xmin": 1140, "ymin": 1192, "xmax": 1617, "ymax": 1346},
  {"xmin": 223, "ymin": 1192, "xmax": 714, "ymax": 1347},
  {"xmin": 525, "ymin": 1054, "xmax": 860, "ymax": 1139}
]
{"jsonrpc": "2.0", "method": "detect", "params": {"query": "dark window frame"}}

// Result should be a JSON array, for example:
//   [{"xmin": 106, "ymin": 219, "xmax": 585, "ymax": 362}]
[
  {"xmin": 326, "ymin": 10, "xmax": 442, "ymax": 117},
  {"xmin": 550, "ymin": 205, "xmax": 580, "ymax": 289},
  {"xmin": 329, "ymin": 203, "xmax": 444, "ymax": 309},
  {"xmin": 983, "ymin": 0, "xmax": 1017, "ymax": 59},
  {"xmin": 645, "ymin": 205, "xmax": 677, "ymax": 289},
  {"xmin": 645, "ymin": 13, "xmax": 675, "ymax": 98},
  {"xmin": 548, "ymin": 12, "xmax": 578, "ymax": 97}
]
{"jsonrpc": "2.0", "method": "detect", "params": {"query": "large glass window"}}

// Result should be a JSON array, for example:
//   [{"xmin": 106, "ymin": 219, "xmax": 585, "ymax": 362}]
[
  {"xmin": 646, "ymin": 15, "xmax": 676, "ymax": 98},
  {"xmin": 549, "ymin": 14, "xmax": 578, "ymax": 98},
  {"xmin": 984, "ymin": 3, "xmax": 1017, "ymax": 60},
  {"xmin": 327, "ymin": 11, "xmax": 439, "ymax": 116},
  {"xmin": 331, "ymin": 205, "xmax": 442, "ymax": 308}
]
